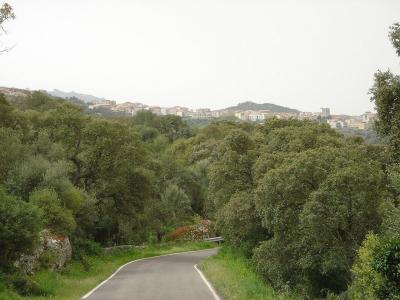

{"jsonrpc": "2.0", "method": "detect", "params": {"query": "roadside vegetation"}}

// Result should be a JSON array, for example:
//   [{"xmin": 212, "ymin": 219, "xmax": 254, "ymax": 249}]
[
  {"xmin": 200, "ymin": 247, "xmax": 299, "ymax": 300},
  {"xmin": 0, "ymin": 241, "xmax": 215, "ymax": 300}
]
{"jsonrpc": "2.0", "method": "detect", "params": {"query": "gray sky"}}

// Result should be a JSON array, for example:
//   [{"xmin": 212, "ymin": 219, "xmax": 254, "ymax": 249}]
[{"xmin": 1, "ymin": 0, "xmax": 399, "ymax": 114}]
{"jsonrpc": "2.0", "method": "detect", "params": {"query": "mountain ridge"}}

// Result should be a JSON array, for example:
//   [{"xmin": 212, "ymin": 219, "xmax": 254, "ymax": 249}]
[
  {"xmin": 46, "ymin": 89, "xmax": 299, "ymax": 112},
  {"xmin": 223, "ymin": 101, "xmax": 299, "ymax": 113},
  {"xmin": 48, "ymin": 89, "xmax": 106, "ymax": 103}
]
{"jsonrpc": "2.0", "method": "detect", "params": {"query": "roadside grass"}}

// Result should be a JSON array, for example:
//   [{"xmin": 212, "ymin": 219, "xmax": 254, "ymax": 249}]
[
  {"xmin": 200, "ymin": 247, "xmax": 300, "ymax": 300},
  {"xmin": 0, "ymin": 241, "xmax": 216, "ymax": 300}
]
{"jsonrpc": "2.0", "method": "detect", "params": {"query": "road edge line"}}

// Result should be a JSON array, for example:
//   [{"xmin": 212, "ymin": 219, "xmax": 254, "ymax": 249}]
[
  {"xmin": 194, "ymin": 264, "xmax": 222, "ymax": 300},
  {"xmin": 81, "ymin": 248, "xmax": 217, "ymax": 299}
]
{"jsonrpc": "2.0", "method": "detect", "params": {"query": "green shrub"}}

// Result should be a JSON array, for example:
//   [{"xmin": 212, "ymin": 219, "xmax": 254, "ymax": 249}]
[
  {"xmin": 373, "ymin": 235, "xmax": 400, "ymax": 300},
  {"xmin": 80, "ymin": 256, "xmax": 94, "ymax": 272},
  {"xmin": 29, "ymin": 188, "xmax": 76, "ymax": 235},
  {"xmin": 0, "ymin": 187, "xmax": 42, "ymax": 271},
  {"xmin": 71, "ymin": 238, "xmax": 102, "ymax": 260},
  {"xmin": 348, "ymin": 233, "xmax": 382, "ymax": 300},
  {"xmin": 350, "ymin": 233, "xmax": 400, "ymax": 300},
  {"xmin": 8, "ymin": 271, "xmax": 58, "ymax": 297},
  {"xmin": 216, "ymin": 192, "xmax": 266, "ymax": 257},
  {"xmin": 11, "ymin": 273, "xmax": 40, "ymax": 296},
  {"xmin": 32, "ymin": 270, "xmax": 58, "ymax": 296}
]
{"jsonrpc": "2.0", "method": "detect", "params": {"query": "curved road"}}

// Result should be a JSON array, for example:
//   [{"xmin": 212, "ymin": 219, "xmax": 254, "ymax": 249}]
[{"xmin": 81, "ymin": 248, "xmax": 219, "ymax": 300}]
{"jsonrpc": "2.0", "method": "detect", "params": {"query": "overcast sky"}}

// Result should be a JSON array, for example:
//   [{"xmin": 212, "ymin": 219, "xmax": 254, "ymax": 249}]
[{"xmin": 1, "ymin": 0, "xmax": 399, "ymax": 114}]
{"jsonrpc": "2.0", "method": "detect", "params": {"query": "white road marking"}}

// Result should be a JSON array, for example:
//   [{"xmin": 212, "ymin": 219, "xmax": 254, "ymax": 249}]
[
  {"xmin": 81, "ymin": 248, "xmax": 218, "ymax": 299},
  {"xmin": 194, "ymin": 264, "xmax": 222, "ymax": 300}
]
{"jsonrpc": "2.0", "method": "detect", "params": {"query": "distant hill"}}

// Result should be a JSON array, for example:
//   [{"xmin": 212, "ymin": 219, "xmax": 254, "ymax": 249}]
[
  {"xmin": 48, "ymin": 89, "xmax": 106, "ymax": 103},
  {"xmin": 223, "ymin": 101, "xmax": 299, "ymax": 113}
]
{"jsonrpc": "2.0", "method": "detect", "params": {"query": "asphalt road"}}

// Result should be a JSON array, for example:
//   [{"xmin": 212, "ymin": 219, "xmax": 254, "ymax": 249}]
[{"xmin": 82, "ymin": 248, "xmax": 219, "ymax": 300}]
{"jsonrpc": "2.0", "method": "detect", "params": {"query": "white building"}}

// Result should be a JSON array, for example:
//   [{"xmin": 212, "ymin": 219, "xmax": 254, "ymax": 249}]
[
  {"xmin": 361, "ymin": 112, "xmax": 376, "ymax": 123},
  {"xmin": 327, "ymin": 119, "xmax": 345, "ymax": 129},
  {"xmin": 248, "ymin": 112, "xmax": 264, "ymax": 122},
  {"xmin": 321, "ymin": 107, "xmax": 331, "ymax": 118}
]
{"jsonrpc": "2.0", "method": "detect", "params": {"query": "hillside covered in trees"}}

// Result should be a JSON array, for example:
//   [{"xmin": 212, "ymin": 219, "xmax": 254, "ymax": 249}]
[
  {"xmin": 223, "ymin": 101, "xmax": 299, "ymax": 113},
  {"xmin": 1, "ymin": 84, "xmax": 400, "ymax": 298}
]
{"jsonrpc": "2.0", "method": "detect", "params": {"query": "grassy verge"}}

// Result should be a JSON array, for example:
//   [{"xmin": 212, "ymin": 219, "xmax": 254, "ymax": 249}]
[
  {"xmin": 0, "ymin": 241, "xmax": 216, "ymax": 300},
  {"xmin": 200, "ymin": 247, "xmax": 300, "ymax": 300}
]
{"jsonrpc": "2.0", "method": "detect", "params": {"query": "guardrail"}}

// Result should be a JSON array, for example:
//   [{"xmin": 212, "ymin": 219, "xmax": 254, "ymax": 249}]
[
  {"xmin": 204, "ymin": 236, "xmax": 224, "ymax": 244},
  {"xmin": 103, "ymin": 237, "xmax": 225, "ymax": 253}
]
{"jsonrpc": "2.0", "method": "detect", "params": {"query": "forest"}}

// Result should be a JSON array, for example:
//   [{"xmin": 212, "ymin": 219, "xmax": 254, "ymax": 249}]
[{"xmin": 1, "ymin": 87, "xmax": 399, "ymax": 299}]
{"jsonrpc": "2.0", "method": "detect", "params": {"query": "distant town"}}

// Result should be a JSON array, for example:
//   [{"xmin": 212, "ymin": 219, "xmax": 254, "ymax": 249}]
[
  {"xmin": 87, "ymin": 99, "xmax": 376, "ymax": 130},
  {"xmin": 1, "ymin": 87, "xmax": 376, "ymax": 130}
]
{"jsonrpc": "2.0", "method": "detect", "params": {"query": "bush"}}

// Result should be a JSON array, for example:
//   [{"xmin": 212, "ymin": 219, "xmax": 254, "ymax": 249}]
[
  {"xmin": 216, "ymin": 192, "xmax": 266, "ymax": 257},
  {"xmin": 71, "ymin": 238, "xmax": 102, "ymax": 260},
  {"xmin": 11, "ymin": 273, "xmax": 40, "ymax": 296},
  {"xmin": 166, "ymin": 226, "xmax": 190, "ymax": 241},
  {"xmin": 350, "ymin": 233, "xmax": 400, "ymax": 300},
  {"xmin": 166, "ymin": 219, "xmax": 215, "ymax": 242},
  {"xmin": 0, "ymin": 187, "xmax": 42, "ymax": 271},
  {"xmin": 32, "ymin": 270, "xmax": 58, "ymax": 296},
  {"xmin": 29, "ymin": 188, "xmax": 76, "ymax": 235},
  {"xmin": 373, "ymin": 235, "xmax": 400, "ymax": 300},
  {"xmin": 161, "ymin": 184, "xmax": 192, "ymax": 227},
  {"xmin": 348, "ymin": 233, "xmax": 382, "ymax": 300}
]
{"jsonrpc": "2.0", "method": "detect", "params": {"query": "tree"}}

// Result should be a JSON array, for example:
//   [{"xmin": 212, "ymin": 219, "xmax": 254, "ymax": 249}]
[
  {"xmin": 349, "ymin": 233, "xmax": 383, "ymax": 300},
  {"xmin": 161, "ymin": 183, "xmax": 192, "ymax": 227},
  {"xmin": 132, "ymin": 111, "xmax": 192, "ymax": 142},
  {"xmin": 158, "ymin": 115, "xmax": 191, "ymax": 142},
  {"xmin": 298, "ymin": 163, "xmax": 384, "ymax": 296},
  {"xmin": 350, "ymin": 233, "xmax": 400, "ymax": 300},
  {"xmin": 0, "ymin": 92, "xmax": 13, "ymax": 125},
  {"xmin": 29, "ymin": 188, "xmax": 76, "ymax": 235},
  {"xmin": 253, "ymin": 148, "xmax": 339, "ymax": 291},
  {"xmin": 371, "ymin": 23, "xmax": 400, "ymax": 161},
  {"xmin": 78, "ymin": 118, "xmax": 153, "ymax": 244},
  {"xmin": 389, "ymin": 23, "xmax": 400, "ymax": 56},
  {"xmin": 346, "ymin": 22, "xmax": 400, "ymax": 300},
  {"xmin": 216, "ymin": 191, "xmax": 266, "ymax": 256},
  {"xmin": 373, "ymin": 235, "xmax": 400, "ymax": 300},
  {"xmin": 6, "ymin": 155, "xmax": 51, "ymax": 200},
  {"xmin": 371, "ymin": 71, "xmax": 400, "ymax": 161},
  {"xmin": 0, "ymin": 127, "xmax": 27, "ymax": 183},
  {"xmin": 0, "ymin": 3, "xmax": 14, "ymax": 28},
  {"xmin": 0, "ymin": 3, "xmax": 15, "ymax": 53},
  {"xmin": 132, "ymin": 110, "xmax": 160, "ymax": 128},
  {"xmin": 254, "ymin": 146, "xmax": 385, "ymax": 297},
  {"xmin": 208, "ymin": 130, "xmax": 254, "ymax": 209},
  {"xmin": 0, "ymin": 187, "xmax": 42, "ymax": 271}
]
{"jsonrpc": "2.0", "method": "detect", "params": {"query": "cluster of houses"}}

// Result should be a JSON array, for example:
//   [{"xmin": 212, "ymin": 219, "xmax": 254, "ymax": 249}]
[
  {"xmin": 326, "ymin": 111, "xmax": 376, "ymax": 130},
  {"xmin": 89, "ymin": 100, "xmax": 377, "ymax": 130},
  {"xmin": 0, "ymin": 87, "xmax": 30, "ymax": 98},
  {"xmin": 89, "ymin": 100, "xmax": 305, "ymax": 121},
  {"xmin": 234, "ymin": 110, "xmax": 299, "ymax": 121},
  {"xmin": 88, "ymin": 100, "xmax": 303, "ymax": 121},
  {"xmin": 88, "ymin": 100, "xmax": 222, "ymax": 118},
  {"xmin": 297, "ymin": 108, "xmax": 376, "ymax": 130},
  {"xmin": 0, "ymin": 86, "xmax": 377, "ymax": 130}
]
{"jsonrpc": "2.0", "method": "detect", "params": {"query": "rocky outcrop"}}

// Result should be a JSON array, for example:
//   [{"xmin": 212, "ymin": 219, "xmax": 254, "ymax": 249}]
[{"xmin": 15, "ymin": 229, "xmax": 72, "ymax": 274}]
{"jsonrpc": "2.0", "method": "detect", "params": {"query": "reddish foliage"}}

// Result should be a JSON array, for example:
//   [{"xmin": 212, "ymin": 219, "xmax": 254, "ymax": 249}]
[
  {"xmin": 167, "ymin": 226, "xmax": 190, "ymax": 241},
  {"xmin": 166, "ymin": 220, "xmax": 215, "ymax": 241}
]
